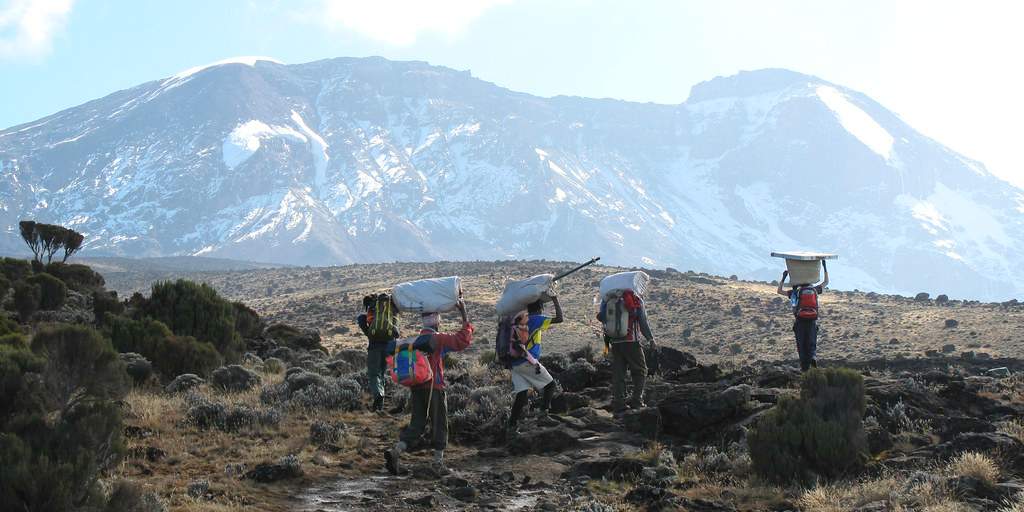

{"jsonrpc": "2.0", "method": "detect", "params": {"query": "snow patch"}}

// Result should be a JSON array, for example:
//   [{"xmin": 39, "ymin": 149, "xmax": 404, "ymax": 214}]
[
  {"xmin": 816, "ymin": 86, "xmax": 893, "ymax": 159},
  {"xmin": 222, "ymin": 120, "xmax": 308, "ymax": 169},
  {"xmin": 173, "ymin": 56, "xmax": 283, "ymax": 81}
]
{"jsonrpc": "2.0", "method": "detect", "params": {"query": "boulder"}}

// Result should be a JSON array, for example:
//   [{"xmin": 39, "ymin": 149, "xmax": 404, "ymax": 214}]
[
  {"xmin": 657, "ymin": 383, "xmax": 751, "ymax": 440},
  {"xmin": 559, "ymin": 360, "xmax": 597, "ymax": 392},
  {"xmin": 620, "ymin": 407, "xmax": 662, "ymax": 437}
]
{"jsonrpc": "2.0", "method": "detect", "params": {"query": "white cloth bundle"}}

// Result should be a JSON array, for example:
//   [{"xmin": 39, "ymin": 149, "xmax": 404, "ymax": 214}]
[
  {"xmin": 599, "ymin": 271, "xmax": 650, "ymax": 299},
  {"xmin": 392, "ymin": 276, "xmax": 462, "ymax": 313},
  {"xmin": 496, "ymin": 274, "xmax": 555, "ymax": 317}
]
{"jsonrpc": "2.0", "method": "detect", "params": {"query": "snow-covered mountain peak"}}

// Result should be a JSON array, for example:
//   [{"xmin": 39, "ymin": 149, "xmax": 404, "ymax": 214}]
[
  {"xmin": 171, "ymin": 56, "xmax": 284, "ymax": 80},
  {"xmin": 2, "ymin": 57, "xmax": 1023, "ymax": 301}
]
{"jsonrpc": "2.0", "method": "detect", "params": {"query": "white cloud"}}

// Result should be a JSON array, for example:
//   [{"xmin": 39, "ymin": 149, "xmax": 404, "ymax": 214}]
[
  {"xmin": 307, "ymin": 0, "xmax": 514, "ymax": 46},
  {"xmin": 0, "ymin": 0, "xmax": 74, "ymax": 59}
]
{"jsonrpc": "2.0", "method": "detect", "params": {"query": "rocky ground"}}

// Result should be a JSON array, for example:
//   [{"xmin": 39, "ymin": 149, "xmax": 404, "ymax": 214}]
[{"xmin": 84, "ymin": 258, "xmax": 1024, "ymax": 511}]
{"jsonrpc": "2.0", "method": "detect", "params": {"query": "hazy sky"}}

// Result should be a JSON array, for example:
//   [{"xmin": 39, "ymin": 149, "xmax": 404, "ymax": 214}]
[{"xmin": 2, "ymin": 0, "xmax": 1021, "ymax": 187}]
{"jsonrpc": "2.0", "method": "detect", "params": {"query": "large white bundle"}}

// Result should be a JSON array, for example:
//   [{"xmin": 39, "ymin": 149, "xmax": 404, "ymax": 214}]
[
  {"xmin": 599, "ymin": 271, "xmax": 650, "ymax": 299},
  {"xmin": 392, "ymin": 276, "xmax": 462, "ymax": 313},
  {"xmin": 786, "ymin": 259, "xmax": 820, "ymax": 286},
  {"xmin": 496, "ymin": 274, "xmax": 554, "ymax": 316}
]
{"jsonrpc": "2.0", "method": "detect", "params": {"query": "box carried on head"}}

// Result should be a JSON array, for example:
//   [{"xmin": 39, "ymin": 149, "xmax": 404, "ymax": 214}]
[{"xmin": 770, "ymin": 252, "xmax": 838, "ymax": 286}]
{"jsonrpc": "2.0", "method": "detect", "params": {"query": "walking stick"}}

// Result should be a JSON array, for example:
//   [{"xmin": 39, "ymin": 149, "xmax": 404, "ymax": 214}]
[{"xmin": 552, "ymin": 257, "xmax": 600, "ymax": 282}]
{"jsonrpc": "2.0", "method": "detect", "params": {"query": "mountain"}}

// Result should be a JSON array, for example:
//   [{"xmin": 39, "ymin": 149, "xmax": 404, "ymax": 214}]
[{"xmin": 1, "ymin": 56, "xmax": 1022, "ymax": 301}]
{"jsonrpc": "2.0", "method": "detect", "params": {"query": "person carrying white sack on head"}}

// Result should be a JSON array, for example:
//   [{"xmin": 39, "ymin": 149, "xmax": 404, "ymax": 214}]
[
  {"xmin": 504, "ymin": 291, "xmax": 563, "ymax": 440},
  {"xmin": 596, "ymin": 271, "xmax": 656, "ymax": 413}
]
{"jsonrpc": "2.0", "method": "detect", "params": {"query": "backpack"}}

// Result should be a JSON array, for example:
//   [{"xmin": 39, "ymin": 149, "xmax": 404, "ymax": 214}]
[
  {"xmin": 793, "ymin": 287, "xmax": 819, "ymax": 320},
  {"xmin": 493, "ymin": 312, "xmax": 530, "ymax": 369},
  {"xmin": 366, "ymin": 293, "xmax": 400, "ymax": 341},
  {"xmin": 603, "ymin": 292, "xmax": 634, "ymax": 339},
  {"xmin": 387, "ymin": 334, "xmax": 435, "ymax": 387}
]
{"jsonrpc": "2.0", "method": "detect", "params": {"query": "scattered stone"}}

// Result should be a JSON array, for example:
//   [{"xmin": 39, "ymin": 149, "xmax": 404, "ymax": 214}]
[{"xmin": 944, "ymin": 319, "xmax": 959, "ymax": 328}]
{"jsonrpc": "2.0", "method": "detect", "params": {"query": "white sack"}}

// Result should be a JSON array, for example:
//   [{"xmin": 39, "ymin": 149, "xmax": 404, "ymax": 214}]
[
  {"xmin": 599, "ymin": 271, "xmax": 650, "ymax": 299},
  {"xmin": 392, "ymin": 276, "xmax": 462, "ymax": 313},
  {"xmin": 496, "ymin": 274, "xmax": 554, "ymax": 316}
]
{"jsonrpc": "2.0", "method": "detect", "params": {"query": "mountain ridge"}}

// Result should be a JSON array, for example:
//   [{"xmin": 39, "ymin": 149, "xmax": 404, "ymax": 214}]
[{"xmin": 2, "ymin": 56, "xmax": 1022, "ymax": 300}]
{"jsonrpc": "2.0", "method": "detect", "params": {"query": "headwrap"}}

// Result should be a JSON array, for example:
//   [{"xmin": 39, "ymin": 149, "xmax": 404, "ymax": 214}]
[{"xmin": 421, "ymin": 312, "xmax": 441, "ymax": 327}]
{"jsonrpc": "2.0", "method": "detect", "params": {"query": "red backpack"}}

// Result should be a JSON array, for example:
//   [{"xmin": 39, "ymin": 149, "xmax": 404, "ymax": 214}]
[{"xmin": 793, "ymin": 287, "xmax": 819, "ymax": 320}]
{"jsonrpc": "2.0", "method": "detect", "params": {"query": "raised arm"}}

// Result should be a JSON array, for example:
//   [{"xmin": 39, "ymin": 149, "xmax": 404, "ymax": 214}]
[
  {"xmin": 550, "ymin": 295, "xmax": 564, "ymax": 324},
  {"xmin": 776, "ymin": 270, "xmax": 789, "ymax": 296},
  {"xmin": 820, "ymin": 261, "xmax": 829, "ymax": 289}
]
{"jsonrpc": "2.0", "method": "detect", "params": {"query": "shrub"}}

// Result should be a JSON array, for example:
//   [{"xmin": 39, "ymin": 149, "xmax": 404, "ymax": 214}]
[
  {"xmin": 748, "ymin": 367, "xmax": 867, "ymax": 484},
  {"xmin": 104, "ymin": 480, "xmax": 167, "ymax": 512},
  {"xmin": 309, "ymin": 419, "xmax": 344, "ymax": 447},
  {"xmin": 27, "ymin": 272, "xmax": 67, "ymax": 310},
  {"xmin": 44, "ymin": 262, "xmax": 105, "ymax": 293},
  {"xmin": 211, "ymin": 365, "xmax": 262, "ymax": 392},
  {"xmin": 120, "ymin": 353, "xmax": 154, "ymax": 385},
  {"xmin": 92, "ymin": 290, "xmax": 123, "ymax": 323},
  {"xmin": 0, "ymin": 257, "xmax": 31, "ymax": 284},
  {"xmin": 141, "ymin": 280, "xmax": 244, "ymax": 362},
  {"xmin": 0, "ymin": 342, "xmax": 45, "ymax": 430},
  {"xmin": 233, "ymin": 301, "xmax": 266, "ymax": 339},
  {"xmin": 266, "ymin": 323, "xmax": 326, "ymax": 353},
  {"xmin": 31, "ymin": 325, "xmax": 130, "ymax": 422},
  {"xmin": 166, "ymin": 374, "xmax": 205, "ymax": 394},
  {"xmin": 102, "ymin": 314, "xmax": 223, "ymax": 379},
  {"xmin": 0, "ymin": 274, "xmax": 9, "ymax": 300},
  {"xmin": 0, "ymin": 311, "xmax": 21, "ymax": 336},
  {"xmin": 12, "ymin": 281, "xmax": 40, "ymax": 321},
  {"xmin": 0, "ymin": 325, "xmax": 129, "ymax": 511}
]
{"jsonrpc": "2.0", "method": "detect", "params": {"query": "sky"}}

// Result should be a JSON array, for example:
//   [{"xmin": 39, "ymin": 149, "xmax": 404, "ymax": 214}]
[{"xmin": 1, "ymin": 0, "xmax": 1022, "ymax": 188}]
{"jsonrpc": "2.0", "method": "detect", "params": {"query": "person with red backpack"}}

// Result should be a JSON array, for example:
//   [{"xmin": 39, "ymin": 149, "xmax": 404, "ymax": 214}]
[
  {"xmin": 597, "ymin": 291, "xmax": 656, "ymax": 412},
  {"xmin": 505, "ymin": 294, "xmax": 563, "ymax": 440},
  {"xmin": 384, "ymin": 300, "xmax": 472, "ymax": 476},
  {"xmin": 776, "ymin": 261, "xmax": 830, "ymax": 371},
  {"xmin": 357, "ymin": 294, "xmax": 401, "ymax": 411}
]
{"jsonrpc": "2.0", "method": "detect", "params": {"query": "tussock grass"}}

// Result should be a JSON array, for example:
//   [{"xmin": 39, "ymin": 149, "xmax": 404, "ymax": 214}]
[{"xmin": 946, "ymin": 451, "xmax": 1000, "ymax": 484}]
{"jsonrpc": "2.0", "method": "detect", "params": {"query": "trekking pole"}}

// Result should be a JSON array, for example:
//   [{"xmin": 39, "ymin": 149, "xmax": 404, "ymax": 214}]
[{"xmin": 552, "ymin": 257, "xmax": 600, "ymax": 282}]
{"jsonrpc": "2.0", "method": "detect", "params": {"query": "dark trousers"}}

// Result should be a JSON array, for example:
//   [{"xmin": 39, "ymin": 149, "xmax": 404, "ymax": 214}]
[
  {"xmin": 366, "ymin": 348, "xmax": 388, "ymax": 398},
  {"xmin": 793, "ymin": 319, "xmax": 818, "ymax": 371},
  {"xmin": 610, "ymin": 341, "xmax": 648, "ymax": 407},
  {"xmin": 400, "ymin": 387, "xmax": 448, "ymax": 451}
]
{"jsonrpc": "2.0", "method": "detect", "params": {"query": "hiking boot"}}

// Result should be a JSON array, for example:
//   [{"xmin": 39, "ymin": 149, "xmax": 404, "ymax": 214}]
[
  {"xmin": 535, "ymin": 411, "xmax": 559, "ymax": 427},
  {"xmin": 371, "ymin": 395, "xmax": 384, "ymax": 411},
  {"xmin": 608, "ymin": 402, "xmax": 628, "ymax": 413},
  {"xmin": 383, "ymin": 447, "xmax": 402, "ymax": 475},
  {"xmin": 504, "ymin": 424, "xmax": 520, "ymax": 442},
  {"xmin": 430, "ymin": 462, "xmax": 452, "ymax": 476},
  {"xmin": 628, "ymin": 399, "xmax": 646, "ymax": 410}
]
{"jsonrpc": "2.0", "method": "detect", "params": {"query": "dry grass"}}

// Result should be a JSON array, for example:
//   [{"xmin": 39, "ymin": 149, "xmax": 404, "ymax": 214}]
[{"xmin": 946, "ymin": 451, "xmax": 1000, "ymax": 484}]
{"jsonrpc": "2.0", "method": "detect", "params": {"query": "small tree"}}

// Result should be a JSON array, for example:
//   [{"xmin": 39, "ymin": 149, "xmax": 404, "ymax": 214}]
[
  {"xmin": 18, "ymin": 221, "xmax": 86, "ymax": 264},
  {"xmin": 31, "ymin": 325, "xmax": 129, "ymax": 426}
]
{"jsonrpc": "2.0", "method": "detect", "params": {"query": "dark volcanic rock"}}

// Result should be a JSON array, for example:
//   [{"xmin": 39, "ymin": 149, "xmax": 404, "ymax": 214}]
[
  {"xmin": 656, "ymin": 383, "xmax": 751, "ymax": 440},
  {"xmin": 620, "ymin": 407, "xmax": 662, "ymax": 437},
  {"xmin": 508, "ymin": 427, "xmax": 578, "ymax": 455},
  {"xmin": 564, "ymin": 457, "xmax": 647, "ymax": 481}
]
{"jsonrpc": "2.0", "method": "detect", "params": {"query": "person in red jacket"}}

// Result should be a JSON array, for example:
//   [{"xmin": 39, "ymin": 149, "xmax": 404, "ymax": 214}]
[{"xmin": 384, "ymin": 299, "xmax": 473, "ymax": 475}]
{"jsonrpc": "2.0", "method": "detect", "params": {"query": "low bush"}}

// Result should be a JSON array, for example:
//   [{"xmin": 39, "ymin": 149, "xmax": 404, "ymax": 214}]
[
  {"xmin": 0, "ymin": 257, "xmax": 30, "ymax": 284},
  {"xmin": 26, "ymin": 272, "xmax": 67, "ymax": 311},
  {"xmin": 102, "ymin": 314, "xmax": 222, "ymax": 379},
  {"xmin": 748, "ymin": 367, "xmax": 866, "ymax": 484},
  {"xmin": 12, "ymin": 282, "xmax": 40, "ymax": 321},
  {"xmin": 44, "ymin": 262, "xmax": 105, "ymax": 293}
]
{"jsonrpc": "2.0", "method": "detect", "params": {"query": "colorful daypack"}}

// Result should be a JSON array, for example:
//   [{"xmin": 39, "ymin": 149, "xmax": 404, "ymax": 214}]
[
  {"xmin": 367, "ymin": 293, "xmax": 400, "ymax": 341},
  {"xmin": 386, "ymin": 334, "xmax": 435, "ymax": 387},
  {"xmin": 793, "ymin": 287, "xmax": 819, "ymax": 320},
  {"xmin": 493, "ymin": 312, "xmax": 531, "ymax": 369}
]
